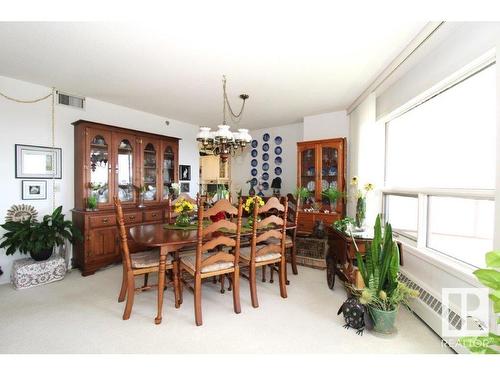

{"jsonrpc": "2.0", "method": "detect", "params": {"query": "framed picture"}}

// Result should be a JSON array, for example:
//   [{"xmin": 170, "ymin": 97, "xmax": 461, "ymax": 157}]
[
  {"xmin": 15, "ymin": 144, "xmax": 62, "ymax": 179},
  {"xmin": 179, "ymin": 165, "xmax": 191, "ymax": 181},
  {"xmin": 180, "ymin": 182, "xmax": 190, "ymax": 193},
  {"xmin": 22, "ymin": 180, "xmax": 47, "ymax": 200}
]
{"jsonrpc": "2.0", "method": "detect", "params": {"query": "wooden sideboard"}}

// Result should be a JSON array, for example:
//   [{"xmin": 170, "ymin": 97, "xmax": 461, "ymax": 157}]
[
  {"xmin": 71, "ymin": 120, "xmax": 180, "ymax": 275},
  {"xmin": 296, "ymin": 138, "xmax": 346, "ymax": 233}
]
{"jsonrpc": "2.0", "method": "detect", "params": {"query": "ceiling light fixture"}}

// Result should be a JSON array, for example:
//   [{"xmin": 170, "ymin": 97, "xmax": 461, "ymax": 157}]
[{"xmin": 196, "ymin": 76, "xmax": 252, "ymax": 163}]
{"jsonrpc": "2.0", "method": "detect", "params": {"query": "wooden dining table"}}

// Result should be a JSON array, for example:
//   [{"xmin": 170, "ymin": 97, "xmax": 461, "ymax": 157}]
[{"xmin": 129, "ymin": 219, "xmax": 296, "ymax": 324}]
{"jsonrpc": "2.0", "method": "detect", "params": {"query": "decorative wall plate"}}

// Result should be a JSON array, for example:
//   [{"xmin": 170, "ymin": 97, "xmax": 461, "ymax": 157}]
[
  {"xmin": 262, "ymin": 182, "xmax": 269, "ymax": 190},
  {"xmin": 262, "ymin": 143, "xmax": 270, "ymax": 152},
  {"xmin": 262, "ymin": 162, "xmax": 269, "ymax": 171},
  {"xmin": 251, "ymin": 149, "xmax": 258, "ymax": 157},
  {"xmin": 250, "ymin": 178, "xmax": 258, "ymax": 186},
  {"xmin": 274, "ymin": 167, "xmax": 282, "ymax": 175},
  {"xmin": 251, "ymin": 140, "xmax": 258, "ymax": 148},
  {"xmin": 251, "ymin": 159, "xmax": 258, "ymax": 167},
  {"xmin": 274, "ymin": 136, "xmax": 282, "ymax": 145},
  {"xmin": 263, "ymin": 133, "xmax": 270, "ymax": 142},
  {"xmin": 262, "ymin": 172, "xmax": 269, "ymax": 181},
  {"xmin": 274, "ymin": 156, "xmax": 282, "ymax": 165},
  {"xmin": 262, "ymin": 153, "xmax": 269, "ymax": 161},
  {"xmin": 5, "ymin": 204, "xmax": 38, "ymax": 223},
  {"xmin": 274, "ymin": 146, "xmax": 282, "ymax": 155},
  {"xmin": 251, "ymin": 168, "xmax": 258, "ymax": 176}
]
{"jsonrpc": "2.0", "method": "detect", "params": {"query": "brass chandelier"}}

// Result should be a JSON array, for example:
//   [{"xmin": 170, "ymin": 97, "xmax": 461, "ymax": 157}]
[{"xmin": 196, "ymin": 76, "xmax": 252, "ymax": 162}]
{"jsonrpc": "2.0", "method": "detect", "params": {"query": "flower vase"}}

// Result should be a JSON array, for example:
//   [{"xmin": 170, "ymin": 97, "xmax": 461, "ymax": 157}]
[
  {"xmin": 355, "ymin": 197, "xmax": 366, "ymax": 229},
  {"xmin": 329, "ymin": 200, "xmax": 336, "ymax": 213},
  {"xmin": 138, "ymin": 193, "xmax": 146, "ymax": 209},
  {"xmin": 246, "ymin": 215, "xmax": 260, "ymax": 228},
  {"xmin": 175, "ymin": 212, "xmax": 191, "ymax": 227}
]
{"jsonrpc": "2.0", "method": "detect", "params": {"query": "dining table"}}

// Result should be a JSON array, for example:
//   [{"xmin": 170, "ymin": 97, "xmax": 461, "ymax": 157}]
[{"xmin": 129, "ymin": 218, "xmax": 296, "ymax": 324}]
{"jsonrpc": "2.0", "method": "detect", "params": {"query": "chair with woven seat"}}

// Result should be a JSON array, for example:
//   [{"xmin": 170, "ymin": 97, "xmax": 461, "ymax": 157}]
[
  {"xmin": 268, "ymin": 193, "xmax": 300, "ymax": 284},
  {"xmin": 114, "ymin": 197, "xmax": 180, "ymax": 320},
  {"xmin": 179, "ymin": 198, "xmax": 243, "ymax": 326},
  {"xmin": 240, "ymin": 196, "xmax": 288, "ymax": 308}
]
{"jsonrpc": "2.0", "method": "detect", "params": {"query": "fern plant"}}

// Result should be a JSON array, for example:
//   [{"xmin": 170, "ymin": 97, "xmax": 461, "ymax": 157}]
[{"xmin": 295, "ymin": 186, "xmax": 310, "ymax": 205}]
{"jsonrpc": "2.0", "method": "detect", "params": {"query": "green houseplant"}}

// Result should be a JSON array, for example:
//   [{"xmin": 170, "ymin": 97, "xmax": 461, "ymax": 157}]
[
  {"xmin": 295, "ymin": 186, "xmax": 310, "ymax": 206},
  {"xmin": 459, "ymin": 250, "xmax": 500, "ymax": 354},
  {"xmin": 333, "ymin": 216, "xmax": 355, "ymax": 233},
  {"xmin": 350, "ymin": 215, "xmax": 419, "ymax": 333},
  {"xmin": 0, "ymin": 206, "xmax": 82, "ymax": 261},
  {"xmin": 322, "ymin": 187, "xmax": 343, "ymax": 212}
]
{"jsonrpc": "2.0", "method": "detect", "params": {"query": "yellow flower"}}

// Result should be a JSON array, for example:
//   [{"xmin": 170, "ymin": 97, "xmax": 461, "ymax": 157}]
[
  {"xmin": 364, "ymin": 183, "xmax": 374, "ymax": 192},
  {"xmin": 350, "ymin": 176, "xmax": 358, "ymax": 186}
]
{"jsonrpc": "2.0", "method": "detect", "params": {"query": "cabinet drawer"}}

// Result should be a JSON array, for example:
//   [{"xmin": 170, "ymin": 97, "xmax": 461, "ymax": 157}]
[
  {"xmin": 90, "ymin": 214, "xmax": 116, "ymax": 228},
  {"xmin": 144, "ymin": 210, "xmax": 162, "ymax": 222},
  {"xmin": 123, "ymin": 213, "xmax": 142, "ymax": 225}
]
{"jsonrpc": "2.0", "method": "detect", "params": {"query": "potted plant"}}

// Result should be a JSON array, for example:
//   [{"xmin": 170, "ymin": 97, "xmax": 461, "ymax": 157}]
[
  {"xmin": 459, "ymin": 250, "xmax": 500, "ymax": 354},
  {"xmin": 333, "ymin": 216, "xmax": 355, "ymax": 233},
  {"xmin": 0, "ymin": 206, "xmax": 82, "ymax": 261},
  {"xmin": 322, "ymin": 187, "xmax": 343, "ymax": 212},
  {"xmin": 243, "ymin": 196, "xmax": 265, "ymax": 227},
  {"xmin": 173, "ymin": 198, "xmax": 195, "ymax": 227},
  {"xmin": 350, "ymin": 215, "xmax": 419, "ymax": 333},
  {"xmin": 295, "ymin": 186, "xmax": 310, "ymax": 206}
]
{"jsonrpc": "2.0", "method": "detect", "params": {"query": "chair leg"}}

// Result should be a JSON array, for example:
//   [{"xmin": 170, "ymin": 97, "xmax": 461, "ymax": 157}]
[
  {"xmin": 194, "ymin": 273, "xmax": 203, "ymax": 326},
  {"xmin": 220, "ymin": 274, "xmax": 226, "ymax": 294},
  {"xmin": 261, "ymin": 265, "xmax": 266, "ymax": 282},
  {"xmin": 291, "ymin": 244, "xmax": 298, "ymax": 275},
  {"xmin": 123, "ymin": 273, "xmax": 135, "ymax": 320},
  {"xmin": 118, "ymin": 263, "xmax": 127, "ymax": 303},
  {"xmin": 269, "ymin": 265, "xmax": 275, "ymax": 283},
  {"xmin": 178, "ymin": 266, "xmax": 184, "ymax": 305},
  {"xmin": 173, "ymin": 262, "xmax": 181, "ymax": 309},
  {"xmin": 143, "ymin": 273, "xmax": 149, "ymax": 288},
  {"xmin": 232, "ymin": 268, "xmax": 241, "ymax": 314},
  {"xmin": 249, "ymin": 264, "xmax": 259, "ymax": 308},
  {"xmin": 227, "ymin": 273, "xmax": 233, "ymax": 291},
  {"xmin": 278, "ymin": 259, "xmax": 288, "ymax": 299}
]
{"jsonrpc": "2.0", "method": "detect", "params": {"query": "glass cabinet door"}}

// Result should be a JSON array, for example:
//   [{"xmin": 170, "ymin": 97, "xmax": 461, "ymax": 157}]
[
  {"xmin": 321, "ymin": 146, "xmax": 339, "ymax": 207},
  {"xmin": 300, "ymin": 146, "xmax": 316, "ymax": 199},
  {"xmin": 143, "ymin": 141, "xmax": 158, "ymax": 201},
  {"xmin": 115, "ymin": 136, "xmax": 135, "ymax": 203},
  {"xmin": 162, "ymin": 144, "xmax": 175, "ymax": 200},
  {"xmin": 88, "ymin": 129, "xmax": 111, "ymax": 206}
]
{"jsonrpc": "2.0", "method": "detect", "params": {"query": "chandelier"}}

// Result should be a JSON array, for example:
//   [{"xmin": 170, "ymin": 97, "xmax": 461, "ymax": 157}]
[{"xmin": 196, "ymin": 76, "xmax": 252, "ymax": 163}]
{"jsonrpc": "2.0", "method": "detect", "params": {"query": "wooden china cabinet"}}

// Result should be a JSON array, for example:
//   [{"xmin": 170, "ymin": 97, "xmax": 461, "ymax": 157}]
[
  {"xmin": 296, "ymin": 138, "xmax": 346, "ymax": 233},
  {"xmin": 72, "ymin": 120, "xmax": 179, "ymax": 276}
]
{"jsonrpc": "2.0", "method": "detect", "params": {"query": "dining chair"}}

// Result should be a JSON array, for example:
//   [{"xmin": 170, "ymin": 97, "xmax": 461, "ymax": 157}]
[
  {"xmin": 239, "ymin": 196, "xmax": 288, "ymax": 308},
  {"xmin": 113, "ymin": 197, "xmax": 180, "ymax": 320},
  {"xmin": 166, "ymin": 193, "xmax": 198, "ymax": 224},
  {"xmin": 268, "ymin": 193, "xmax": 300, "ymax": 285},
  {"xmin": 179, "ymin": 198, "xmax": 243, "ymax": 326}
]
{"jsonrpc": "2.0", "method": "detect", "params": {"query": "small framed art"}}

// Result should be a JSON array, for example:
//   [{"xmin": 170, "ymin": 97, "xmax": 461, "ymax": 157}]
[
  {"xmin": 22, "ymin": 180, "xmax": 47, "ymax": 200},
  {"xmin": 179, "ymin": 165, "xmax": 191, "ymax": 181},
  {"xmin": 180, "ymin": 182, "xmax": 190, "ymax": 193},
  {"xmin": 15, "ymin": 144, "xmax": 62, "ymax": 179}
]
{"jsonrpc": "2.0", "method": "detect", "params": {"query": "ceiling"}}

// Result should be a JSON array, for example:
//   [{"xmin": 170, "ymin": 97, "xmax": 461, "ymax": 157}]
[{"xmin": 0, "ymin": 18, "xmax": 426, "ymax": 129}]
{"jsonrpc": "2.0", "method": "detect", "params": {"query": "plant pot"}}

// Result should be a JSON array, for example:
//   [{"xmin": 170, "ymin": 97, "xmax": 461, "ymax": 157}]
[
  {"xmin": 369, "ymin": 306, "xmax": 398, "ymax": 334},
  {"xmin": 30, "ymin": 247, "xmax": 53, "ymax": 261}
]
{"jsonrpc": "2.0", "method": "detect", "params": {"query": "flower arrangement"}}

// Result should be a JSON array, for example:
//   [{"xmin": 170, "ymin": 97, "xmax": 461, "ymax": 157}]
[
  {"xmin": 243, "ymin": 196, "xmax": 265, "ymax": 214},
  {"xmin": 170, "ymin": 182, "xmax": 180, "ymax": 198},
  {"xmin": 174, "ymin": 198, "xmax": 195, "ymax": 227},
  {"xmin": 350, "ymin": 176, "xmax": 374, "ymax": 229}
]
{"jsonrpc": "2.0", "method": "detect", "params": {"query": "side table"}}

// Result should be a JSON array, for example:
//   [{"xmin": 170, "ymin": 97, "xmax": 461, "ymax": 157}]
[{"xmin": 11, "ymin": 255, "xmax": 67, "ymax": 290}]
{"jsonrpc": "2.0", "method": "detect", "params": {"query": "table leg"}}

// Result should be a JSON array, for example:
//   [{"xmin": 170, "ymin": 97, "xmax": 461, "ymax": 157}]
[{"xmin": 155, "ymin": 245, "xmax": 167, "ymax": 325}]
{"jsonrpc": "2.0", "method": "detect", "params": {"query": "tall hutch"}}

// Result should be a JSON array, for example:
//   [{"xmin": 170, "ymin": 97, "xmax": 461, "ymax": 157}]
[
  {"xmin": 72, "ymin": 120, "xmax": 179, "ymax": 275},
  {"xmin": 296, "ymin": 138, "xmax": 346, "ymax": 233}
]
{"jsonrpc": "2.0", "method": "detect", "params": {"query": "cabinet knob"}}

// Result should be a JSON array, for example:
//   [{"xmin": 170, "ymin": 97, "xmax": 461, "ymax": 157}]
[
  {"xmin": 129, "ymin": 215, "xmax": 135, "ymax": 220},
  {"xmin": 152, "ymin": 213, "xmax": 157, "ymax": 217},
  {"xmin": 102, "ymin": 218, "xmax": 109, "ymax": 224}
]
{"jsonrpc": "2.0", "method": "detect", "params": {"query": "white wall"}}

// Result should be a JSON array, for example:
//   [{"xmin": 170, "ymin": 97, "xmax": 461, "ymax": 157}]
[
  {"xmin": 230, "ymin": 123, "xmax": 303, "ymax": 198},
  {"xmin": 0, "ymin": 75, "xmax": 200, "ymax": 284},
  {"xmin": 302, "ymin": 110, "xmax": 348, "ymax": 140}
]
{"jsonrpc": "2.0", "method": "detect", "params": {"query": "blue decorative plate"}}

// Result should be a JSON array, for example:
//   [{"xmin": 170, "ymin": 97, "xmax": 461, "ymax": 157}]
[
  {"xmin": 274, "ymin": 167, "xmax": 282, "ymax": 175},
  {"xmin": 262, "ymin": 153, "xmax": 269, "ymax": 161},
  {"xmin": 262, "ymin": 143, "xmax": 270, "ymax": 152},
  {"xmin": 262, "ymin": 172, "xmax": 269, "ymax": 181},
  {"xmin": 251, "ymin": 149, "xmax": 258, "ymax": 157},
  {"xmin": 274, "ymin": 156, "xmax": 282, "ymax": 165},
  {"xmin": 263, "ymin": 133, "xmax": 270, "ymax": 142},
  {"xmin": 251, "ymin": 159, "xmax": 258, "ymax": 167},
  {"xmin": 251, "ymin": 140, "xmax": 258, "ymax": 148},
  {"xmin": 262, "ymin": 182, "xmax": 269, "ymax": 190},
  {"xmin": 274, "ymin": 136, "xmax": 282, "ymax": 145},
  {"xmin": 250, "ymin": 178, "xmax": 257, "ymax": 186},
  {"xmin": 274, "ymin": 146, "xmax": 282, "ymax": 155},
  {"xmin": 251, "ymin": 168, "xmax": 258, "ymax": 176},
  {"xmin": 262, "ymin": 162, "xmax": 269, "ymax": 171}
]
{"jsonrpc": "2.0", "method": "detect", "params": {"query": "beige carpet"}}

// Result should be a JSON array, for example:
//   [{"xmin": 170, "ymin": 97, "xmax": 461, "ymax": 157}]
[{"xmin": 0, "ymin": 265, "xmax": 452, "ymax": 354}]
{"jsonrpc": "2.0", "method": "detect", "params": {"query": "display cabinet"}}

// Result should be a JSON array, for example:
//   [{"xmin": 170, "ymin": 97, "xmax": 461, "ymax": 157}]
[
  {"xmin": 72, "ymin": 120, "xmax": 179, "ymax": 275},
  {"xmin": 296, "ymin": 138, "xmax": 346, "ymax": 233}
]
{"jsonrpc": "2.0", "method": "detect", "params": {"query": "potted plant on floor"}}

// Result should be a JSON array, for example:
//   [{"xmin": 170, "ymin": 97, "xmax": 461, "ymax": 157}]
[
  {"xmin": 0, "ymin": 206, "xmax": 82, "ymax": 261},
  {"xmin": 350, "ymin": 215, "xmax": 419, "ymax": 334}
]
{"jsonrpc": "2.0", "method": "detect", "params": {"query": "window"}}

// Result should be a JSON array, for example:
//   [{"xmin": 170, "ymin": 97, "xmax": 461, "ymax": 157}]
[{"xmin": 384, "ymin": 63, "xmax": 496, "ymax": 268}]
